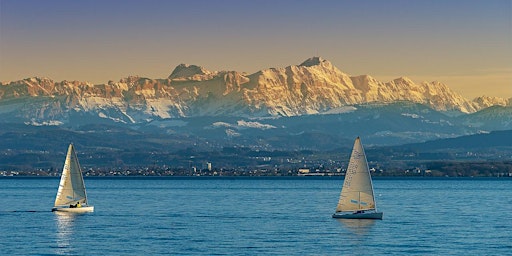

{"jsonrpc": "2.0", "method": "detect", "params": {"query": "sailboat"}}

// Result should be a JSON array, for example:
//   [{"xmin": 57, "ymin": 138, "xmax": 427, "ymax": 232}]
[
  {"xmin": 52, "ymin": 144, "xmax": 94, "ymax": 213},
  {"xmin": 332, "ymin": 137, "xmax": 382, "ymax": 219}
]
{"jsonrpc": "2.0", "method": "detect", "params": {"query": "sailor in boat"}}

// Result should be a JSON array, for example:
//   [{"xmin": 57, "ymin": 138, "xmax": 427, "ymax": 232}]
[{"xmin": 68, "ymin": 202, "xmax": 82, "ymax": 208}]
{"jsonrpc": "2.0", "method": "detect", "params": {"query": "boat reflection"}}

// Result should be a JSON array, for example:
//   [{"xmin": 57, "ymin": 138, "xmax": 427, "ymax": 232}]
[
  {"xmin": 336, "ymin": 218, "xmax": 376, "ymax": 236},
  {"xmin": 54, "ymin": 211, "xmax": 77, "ymax": 255}
]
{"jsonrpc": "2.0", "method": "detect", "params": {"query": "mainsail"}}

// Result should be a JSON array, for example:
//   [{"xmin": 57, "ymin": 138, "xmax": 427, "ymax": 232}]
[
  {"xmin": 54, "ymin": 144, "xmax": 88, "ymax": 207},
  {"xmin": 335, "ymin": 137, "xmax": 376, "ymax": 212}
]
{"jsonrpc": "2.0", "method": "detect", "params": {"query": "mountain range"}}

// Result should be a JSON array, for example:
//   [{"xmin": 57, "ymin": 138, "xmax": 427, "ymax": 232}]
[
  {"xmin": 0, "ymin": 57, "xmax": 511, "ymax": 169},
  {"xmin": 1, "ymin": 57, "xmax": 510, "ymax": 125}
]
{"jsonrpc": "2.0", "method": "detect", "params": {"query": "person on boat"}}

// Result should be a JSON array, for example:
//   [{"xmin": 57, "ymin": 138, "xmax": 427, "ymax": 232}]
[
  {"xmin": 76, "ymin": 201, "xmax": 82, "ymax": 208},
  {"xmin": 70, "ymin": 204, "xmax": 75, "ymax": 208}
]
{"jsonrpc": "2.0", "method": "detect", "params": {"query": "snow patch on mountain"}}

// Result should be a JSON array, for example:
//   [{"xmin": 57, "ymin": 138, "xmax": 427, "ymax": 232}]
[
  {"xmin": 25, "ymin": 120, "xmax": 63, "ymax": 126},
  {"xmin": 212, "ymin": 122, "xmax": 232, "ymax": 128},
  {"xmin": 402, "ymin": 113, "xmax": 423, "ymax": 119},
  {"xmin": 144, "ymin": 99, "xmax": 185, "ymax": 119},
  {"xmin": 237, "ymin": 120, "xmax": 276, "ymax": 130},
  {"xmin": 321, "ymin": 106, "xmax": 357, "ymax": 115},
  {"xmin": 225, "ymin": 129, "xmax": 241, "ymax": 137},
  {"xmin": 212, "ymin": 120, "xmax": 276, "ymax": 130}
]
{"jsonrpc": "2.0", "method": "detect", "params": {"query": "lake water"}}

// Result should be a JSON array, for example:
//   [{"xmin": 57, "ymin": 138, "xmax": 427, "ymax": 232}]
[{"xmin": 1, "ymin": 177, "xmax": 511, "ymax": 255}]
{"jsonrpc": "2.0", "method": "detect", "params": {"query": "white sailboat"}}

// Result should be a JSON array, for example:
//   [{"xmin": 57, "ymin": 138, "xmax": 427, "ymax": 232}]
[
  {"xmin": 332, "ymin": 137, "xmax": 382, "ymax": 219},
  {"xmin": 52, "ymin": 144, "xmax": 94, "ymax": 213}
]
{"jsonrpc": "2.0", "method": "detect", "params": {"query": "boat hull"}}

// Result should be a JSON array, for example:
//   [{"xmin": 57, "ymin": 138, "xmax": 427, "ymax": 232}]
[
  {"xmin": 52, "ymin": 206, "xmax": 94, "ymax": 213},
  {"xmin": 332, "ymin": 211, "xmax": 383, "ymax": 219}
]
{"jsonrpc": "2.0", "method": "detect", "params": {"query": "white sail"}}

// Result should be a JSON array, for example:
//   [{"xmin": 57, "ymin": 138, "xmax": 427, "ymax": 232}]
[
  {"xmin": 54, "ymin": 144, "xmax": 88, "ymax": 207},
  {"xmin": 335, "ymin": 137, "xmax": 377, "ymax": 212}
]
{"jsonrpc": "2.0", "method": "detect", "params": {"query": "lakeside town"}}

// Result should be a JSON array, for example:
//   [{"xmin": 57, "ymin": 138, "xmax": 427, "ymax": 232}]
[{"xmin": 3, "ymin": 162, "xmax": 512, "ymax": 178}]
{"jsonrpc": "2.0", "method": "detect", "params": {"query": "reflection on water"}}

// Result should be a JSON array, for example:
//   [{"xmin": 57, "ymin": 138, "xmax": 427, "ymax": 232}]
[
  {"xmin": 54, "ymin": 212, "xmax": 77, "ymax": 255},
  {"xmin": 336, "ymin": 219, "xmax": 376, "ymax": 236}
]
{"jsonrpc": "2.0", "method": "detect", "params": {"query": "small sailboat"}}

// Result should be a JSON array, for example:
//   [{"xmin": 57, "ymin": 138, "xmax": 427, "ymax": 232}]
[
  {"xmin": 52, "ymin": 144, "xmax": 94, "ymax": 213},
  {"xmin": 332, "ymin": 137, "xmax": 382, "ymax": 219}
]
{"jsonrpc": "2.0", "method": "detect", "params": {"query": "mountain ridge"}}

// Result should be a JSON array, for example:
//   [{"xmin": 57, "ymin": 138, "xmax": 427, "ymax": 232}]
[{"xmin": 0, "ymin": 57, "xmax": 510, "ymax": 126}]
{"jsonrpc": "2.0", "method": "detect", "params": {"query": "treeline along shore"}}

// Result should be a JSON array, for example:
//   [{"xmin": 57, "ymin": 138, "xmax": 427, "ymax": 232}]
[
  {"xmin": 2, "ymin": 160, "xmax": 512, "ymax": 178},
  {"xmin": 2, "ymin": 143, "xmax": 512, "ymax": 178}
]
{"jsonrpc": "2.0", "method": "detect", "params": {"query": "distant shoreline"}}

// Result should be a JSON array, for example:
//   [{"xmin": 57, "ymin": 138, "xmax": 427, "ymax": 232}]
[{"xmin": 1, "ymin": 175, "xmax": 510, "ymax": 180}]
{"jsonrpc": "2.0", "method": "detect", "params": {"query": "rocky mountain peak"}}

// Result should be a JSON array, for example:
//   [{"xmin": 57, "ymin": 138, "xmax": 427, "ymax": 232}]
[
  {"xmin": 299, "ymin": 56, "xmax": 330, "ymax": 68},
  {"xmin": 392, "ymin": 76, "xmax": 415, "ymax": 85},
  {"xmin": 168, "ymin": 64, "xmax": 215, "ymax": 80}
]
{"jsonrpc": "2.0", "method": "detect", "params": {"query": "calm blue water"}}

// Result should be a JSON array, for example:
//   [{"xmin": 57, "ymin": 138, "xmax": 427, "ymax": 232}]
[{"xmin": 1, "ymin": 177, "xmax": 511, "ymax": 255}]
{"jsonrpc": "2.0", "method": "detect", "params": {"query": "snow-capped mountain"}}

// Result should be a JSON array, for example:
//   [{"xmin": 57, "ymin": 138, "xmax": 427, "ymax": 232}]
[
  {"xmin": 0, "ymin": 57, "xmax": 509, "ymax": 125},
  {"xmin": 472, "ymin": 96, "xmax": 511, "ymax": 109}
]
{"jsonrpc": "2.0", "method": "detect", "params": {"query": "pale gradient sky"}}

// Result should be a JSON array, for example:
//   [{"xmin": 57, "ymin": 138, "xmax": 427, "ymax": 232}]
[{"xmin": 1, "ymin": 0, "xmax": 511, "ymax": 99}]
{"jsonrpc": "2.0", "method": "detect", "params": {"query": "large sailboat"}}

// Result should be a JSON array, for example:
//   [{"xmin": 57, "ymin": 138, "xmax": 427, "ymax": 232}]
[
  {"xmin": 52, "ymin": 144, "xmax": 94, "ymax": 213},
  {"xmin": 332, "ymin": 137, "xmax": 382, "ymax": 219}
]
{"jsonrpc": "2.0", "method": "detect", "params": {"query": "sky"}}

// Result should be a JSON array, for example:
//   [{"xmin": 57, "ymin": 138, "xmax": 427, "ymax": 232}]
[{"xmin": 0, "ymin": 0, "xmax": 511, "ymax": 99}]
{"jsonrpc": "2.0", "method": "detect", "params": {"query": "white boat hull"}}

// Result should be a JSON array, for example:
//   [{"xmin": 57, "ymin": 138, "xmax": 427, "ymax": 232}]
[
  {"xmin": 52, "ymin": 206, "xmax": 94, "ymax": 213},
  {"xmin": 332, "ymin": 211, "xmax": 383, "ymax": 219}
]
